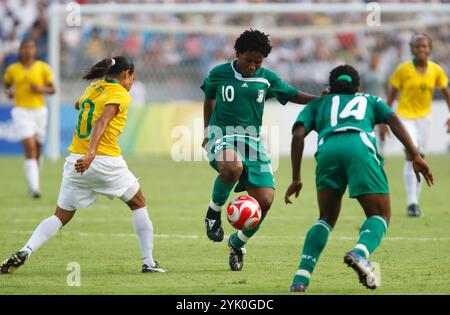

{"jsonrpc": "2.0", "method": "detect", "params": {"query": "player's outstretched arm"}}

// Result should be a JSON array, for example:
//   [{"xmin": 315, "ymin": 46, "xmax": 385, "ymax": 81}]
[
  {"xmin": 285, "ymin": 124, "xmax": 306, "ymax": 204},
  {"xmin": 75, "ymin": 104, "xmax": 119, "ymax": 175},
  {"xmin": 380, "ymin": 85, "xmax": 399, "ymax": 140},
  {"xmin": 289, "ymin": 92, "xmax": 318, "ymax": 105},
  {"xmin": 4, "ymin": 83, "xmax": 14, "ymax": 99},
  {"xmin": 439, "ymin": 87, "xmax": 450, "ymax": 133},
  {"xmin": 385, "ymin": 113, "xmax": 434, "ymax": 186},
  {"xmin": 30, "ymin": 83, "xmax": 56, "ymax": 95},
  {"xmin": 202, "ymin": 98, "xmax": 215, "ymax": 148}
]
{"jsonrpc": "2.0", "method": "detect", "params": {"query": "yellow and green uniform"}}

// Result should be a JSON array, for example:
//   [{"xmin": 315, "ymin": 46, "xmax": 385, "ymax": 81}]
[
  {"xmin": 68, "ymin": 79, "xmax": 131, "ymax": 157},
  {"xmin": 3, "ymin": 61, "xmax": 54, "ymax": 108},
  {"xmin": 389, "ymin": 60, "xmax": 448, "ymax": 119},
  {"xmin": 294, "ymin": 93, "xmax": 394, "ymax": 197},
  {"xmin": 201, "ymin": 61, "xmax": 299, "ymax": 191}
]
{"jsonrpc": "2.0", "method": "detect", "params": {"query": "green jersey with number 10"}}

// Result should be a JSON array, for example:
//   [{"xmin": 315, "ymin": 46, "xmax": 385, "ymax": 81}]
[
  {"xmin": 294, "ymin": 93, "xmax": 394, "ymax": 142},
  {"xmin": 201, "ymin": 61, "xmax": 299, "ymax": 139}
]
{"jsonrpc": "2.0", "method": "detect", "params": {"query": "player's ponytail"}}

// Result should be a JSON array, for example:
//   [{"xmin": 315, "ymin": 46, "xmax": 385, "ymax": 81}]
[
  {"xmin": 83, "ymin": 56, "xmax": 135, "ymax": 81},
  {"xmin": 329, "ymin": 65, "xmax": 360, "ymax": 95}
]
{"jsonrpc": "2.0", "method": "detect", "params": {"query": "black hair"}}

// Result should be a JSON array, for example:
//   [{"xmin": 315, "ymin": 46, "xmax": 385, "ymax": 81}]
[
  {"xmin": 18, "ymin": 38, "xmax": 36, "ymax": 62},
  {"xmin": 83, "ymin": 56, "xmax": 135, "ymax": 81},
  {"xmin": 329, "ymin": 65, "xmax": 360, "ymax": 94},
  {"xmin": 410, "ymin": 33, "xmax": 432, "ymax": 50},
  {"xmin": 234, "ymin": 29, "xmax": 272, "ymax": 57}
]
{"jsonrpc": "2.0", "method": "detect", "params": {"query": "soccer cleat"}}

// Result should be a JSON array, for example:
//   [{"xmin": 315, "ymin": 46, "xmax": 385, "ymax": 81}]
[
  {"xmin": 142, "ymin": 261, "xmax": 166, "ymax": 273},
  {"xmin": 228, "ymin": 237, "xmax": 246, "ymax": 271},
  {"xmin": 407, "ymin": 204, "xmax": 422, "ymax": 217},
  {"xmin": 205, "ymin": 207, "xmax": 224, "ymax": 242},
  {"xmin": 289, "ymin": 282, "xmax": 308, "ymax": 292},
  {"xmin": 344, "ymin": 250, "xmax": 378, "ymax": 290},
  {"xmin": 1, "ymin": 250, "xmax": 29, "ymax": 274}
]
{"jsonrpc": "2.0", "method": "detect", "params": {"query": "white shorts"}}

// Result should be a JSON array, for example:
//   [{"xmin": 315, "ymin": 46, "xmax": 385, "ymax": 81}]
[
  {"xmin": 11, "ymin": 106, "xmax": 48, "ymax": 144},
  {"xmin": 399, "ymin": 115, "xmax": 432, "ymax": 154},
  {"xmin": 57, "ymin": 154, "xmax": 140, "ymax": 211}
]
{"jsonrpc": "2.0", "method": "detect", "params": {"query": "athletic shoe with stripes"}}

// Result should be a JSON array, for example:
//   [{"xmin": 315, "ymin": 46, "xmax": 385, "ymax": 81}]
[
  {"xmin": 1, "ymin": 250, "xmax": 29, "ymax": 274},
  {"xmin": 344, "ymin": 250, "xmax": 377, "ymax": 290}
]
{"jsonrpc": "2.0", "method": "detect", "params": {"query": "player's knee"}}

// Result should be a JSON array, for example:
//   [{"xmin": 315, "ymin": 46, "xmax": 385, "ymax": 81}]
[
  {"xmin": 221, "ymin": 162, "xmax": 243, "ymax": 183},
  {"xmin": 258, "ymin": 196, "xmax": 273, "ymax": 212}
]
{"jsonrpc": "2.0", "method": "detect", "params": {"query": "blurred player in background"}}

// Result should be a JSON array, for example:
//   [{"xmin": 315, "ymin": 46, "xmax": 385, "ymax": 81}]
[
  {"xmin": 381, "ymin": 34, "xmax": 449, "ymax": 217},
  {"xmin": 285, "ymin": 65, "xmax": 433, "ymax": 292},
  {"xmin": 3, "ymin": 39, "xmax": 55, "ymax": 198},
  {"xmin": 360, "ymin": 51, "xmax": 387, "ymax": 154},
  {"xmin": 1, "ymin": 56, "xmax": 166, "ymax": 274},
  {"xmin": 201, "ymin": 29, "xmax": 318, "ymax": 271}
]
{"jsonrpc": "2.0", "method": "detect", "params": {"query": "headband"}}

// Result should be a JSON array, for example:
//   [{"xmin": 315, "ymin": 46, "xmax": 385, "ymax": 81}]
[
  {"xmin": 337, "ymin": 74, "xmax": 352, "ymax": 82},
  {"xmin": 111, "ymin": 58, "xmax": 116, "ymax": 66}
]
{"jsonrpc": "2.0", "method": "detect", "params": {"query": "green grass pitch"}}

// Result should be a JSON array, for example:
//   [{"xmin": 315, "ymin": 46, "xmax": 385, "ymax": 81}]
[{"xmin": 0, "ymin": 155, "xmax": 449, "ymax": 294}]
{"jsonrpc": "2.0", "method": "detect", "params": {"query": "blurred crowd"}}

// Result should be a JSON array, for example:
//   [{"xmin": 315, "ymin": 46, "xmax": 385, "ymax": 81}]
[{"xmin": 1, "ymin": 0, "xmax": 450, "ymax": 103}]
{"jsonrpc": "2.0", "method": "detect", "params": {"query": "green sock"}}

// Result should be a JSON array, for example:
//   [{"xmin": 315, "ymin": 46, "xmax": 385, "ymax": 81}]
[
  {"xmin": 230, "ymin": 218, "xmax": 264, "ymax": 248},
  {"xmin": 211, "ymin": 176, "xmax": 235, "ymax": 207},
  {"xmin": 353, "ymin": 215, "xmax": 387, "ymax": 259},
  {"xmin": 293, "ymin": 219, "xmax": 332, "ymax": 286}
]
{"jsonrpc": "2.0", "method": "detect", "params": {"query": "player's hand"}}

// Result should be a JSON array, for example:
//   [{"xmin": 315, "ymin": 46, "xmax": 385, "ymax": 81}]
[
  {"xmin": 202, "ymin": 137, "xmax": 208, "ymax": 149},
  {"xmin": 285, "ymin": 180, "xmax": 303, "ymax": 204},
  {"xmin": 30, "ymin": 84, "xmax": 43, "ymax": 94},
  {"xmin": 75, "ymin": 154, "xmax": 95, "ymax": 175},
  {"xmin": 321, "ymin": 87, "xmax": 330, "ymax": 96},
  {"xmin": 446, "ymin": 118, "xmax": 450, "ymax": 133},
  {"xmin": 5, "ymin": 89, "xmax": 14, "ymax": 99},
  {"xmin": 412, "ymin": 155, "xmax": 434, "ymax": 187},
  {"xmin": 379, "ymin": 123, "xmax": 390, "ymax": 141}
]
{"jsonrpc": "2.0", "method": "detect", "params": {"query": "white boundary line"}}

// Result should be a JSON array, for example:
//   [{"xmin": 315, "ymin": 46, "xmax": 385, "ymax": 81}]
[{"xmin": 2, "ymin": 230, "xmax": 450, "ymax": 242}]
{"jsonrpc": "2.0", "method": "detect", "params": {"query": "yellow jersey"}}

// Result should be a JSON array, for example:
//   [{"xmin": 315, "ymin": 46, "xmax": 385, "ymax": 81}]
[
  {"xmin": 68, "ymin": 79, "xmax": 131, "ymax": 157},
  {"xmin": 3, "ymin": 61, "xmax": 54, "ymax": 109},
  {"xmin": 389, "ymin": 60, "xmax": 448, "ymax": 119}
]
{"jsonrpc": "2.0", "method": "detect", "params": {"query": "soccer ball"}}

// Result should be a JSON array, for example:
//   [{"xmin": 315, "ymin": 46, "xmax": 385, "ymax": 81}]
[{"xmin": 227, "ymin": 195, "xmax": 262, "ymax": 230}]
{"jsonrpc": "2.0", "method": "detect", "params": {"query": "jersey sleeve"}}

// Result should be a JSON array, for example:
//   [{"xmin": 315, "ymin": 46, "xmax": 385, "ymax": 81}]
[
  {"xmin": 435, "ymin": 64, "xmax": 449, "ymax": 89},
  {"xmin": 266, "ymin": 71, "xmax": 299, "ymax": 105},
  {"xmin": 200, "ymin": 67, "xmax": 220, "ymax": 99},
  {"xmin": 373, "ymin": 96, "xmax": 394, "ymax": 124},
  {"xmin": 292, "ymin": 102, "xmax": 315, "ymax": 134},
  {"xmin": 106, "ymin": 87, "xmax": 131, "ymax": 112},
  {"xmin": 389, "ymin": 64, "xmax": 403, "ymax": 89},
  {"xmin": 3, "ymin": 66, "xmax": 13, "ymax": 85},
  {"xmin": 43, "ymin": 63, "xmax": 54, "ymax": 84}
]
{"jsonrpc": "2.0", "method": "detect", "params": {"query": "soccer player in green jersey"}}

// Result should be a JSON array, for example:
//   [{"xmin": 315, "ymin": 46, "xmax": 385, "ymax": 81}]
[
  {"xmin": 201, "ymin": 29, "xmax": 318, "ymax": 271},
  {"xmin": 285, "ymin": 65, "xmax": 434, "ymax": 292}
]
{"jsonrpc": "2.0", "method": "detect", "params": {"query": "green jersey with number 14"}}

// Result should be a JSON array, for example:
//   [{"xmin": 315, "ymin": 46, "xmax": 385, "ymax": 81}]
[
  {"xmin": 293, "ymin": 93, "xmax": 394, "ymax": 142},
  {"xmin": 201, "ymin": 61, "xmax": 299, "ymax": 139}
]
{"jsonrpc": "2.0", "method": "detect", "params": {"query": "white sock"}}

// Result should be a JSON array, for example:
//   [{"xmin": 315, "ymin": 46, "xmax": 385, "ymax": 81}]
[
  {"xmin": 416, "ymin": 176, "xmax": 423, "ymax": 205},
  {"xmin": 209, "ymin": 200, "xmax": 223, "ymax": 212},
  {"xmin": 404, "ymin": 161, "xmax": 418, "ymax": 205},
  {"xmin": 24, "ymin": 159, "xmax": 40, "ymax": 193},
  {"xmin": 132, "ymin": 207, "xmax": 154, "ymax": 267},
  {"xmin": 21, "ymin": 215, "xmax": 63, "ymax": 255}
]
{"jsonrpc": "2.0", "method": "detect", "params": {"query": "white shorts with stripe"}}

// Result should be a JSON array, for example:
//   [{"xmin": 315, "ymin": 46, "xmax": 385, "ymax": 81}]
[
  {"xmin": 399, "ymin": 115, "xmax": 431, "ymax": 154},
  {"xmin": 57, "ymin": 154, "xmax": 139, "ymax": 211},
  {"xmin": 11, "ymin": 106, "xmax": 48, "ymax": 144}
]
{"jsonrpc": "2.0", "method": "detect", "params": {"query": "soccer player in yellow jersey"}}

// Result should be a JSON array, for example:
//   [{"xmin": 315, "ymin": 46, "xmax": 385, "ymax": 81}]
[
  {"xmin": 1, "ymin": 56, "xmax": 166, "ymax": 274},
  {"xmin": 381, "ymin": 34, "xmax": 450, "ymax": 217},
  {"xmin": 3, "ymin": 39, "xmax": 55, "ymax": 198}
]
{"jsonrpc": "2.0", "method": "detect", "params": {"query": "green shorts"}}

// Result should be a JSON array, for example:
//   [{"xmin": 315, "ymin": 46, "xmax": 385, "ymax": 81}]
[
  {"xmin": 315, "ymin": 131, "xmax": 389, "ymax": 198},
  {"xmin": 207, "ymin": 135, "xmax": 275, "ymax": 193}
]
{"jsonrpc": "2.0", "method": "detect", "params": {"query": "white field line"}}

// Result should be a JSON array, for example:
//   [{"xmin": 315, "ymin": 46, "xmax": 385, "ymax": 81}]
[
  {"xmin": 2, "ymin": 230, "xmax": 450, "ymax": 242},
  {"xmin": 2, "ymin": 215, "xmax": 361, "ymax": 223}
]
